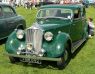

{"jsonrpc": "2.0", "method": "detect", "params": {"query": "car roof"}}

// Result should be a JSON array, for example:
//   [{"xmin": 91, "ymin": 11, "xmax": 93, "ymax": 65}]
[{"xmin": 40, "ymin": 4, "xmax": 84, "ymax": 10}]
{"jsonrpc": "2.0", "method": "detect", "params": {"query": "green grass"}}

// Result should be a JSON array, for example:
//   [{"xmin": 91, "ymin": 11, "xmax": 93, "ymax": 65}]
[
  {"xmin": 16, "ymin": 7, "xmax": 38, "ymax": 27},
  {"xmin": 0, "ymin": 6, "xmax": 95, "ymax": 74}
]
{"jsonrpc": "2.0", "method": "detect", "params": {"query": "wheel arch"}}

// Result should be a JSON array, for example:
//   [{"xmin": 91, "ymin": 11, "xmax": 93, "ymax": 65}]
[{"xmin": 16, "ymin": 24, "xmax": 24, "ymax": 30}]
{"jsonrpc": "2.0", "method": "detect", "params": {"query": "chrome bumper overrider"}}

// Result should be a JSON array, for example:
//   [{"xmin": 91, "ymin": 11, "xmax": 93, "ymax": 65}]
[{"xmin": 6, "ymin": 53, "xmax": 61, "ymax": 62}]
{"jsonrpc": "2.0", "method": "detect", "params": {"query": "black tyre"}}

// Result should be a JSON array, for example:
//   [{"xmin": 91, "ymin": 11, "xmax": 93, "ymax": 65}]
[
  {"xmin": 57, "ymin": 44, "xmax": 71, "ymax": 69},
  {"xmin": 9, "ymin": 56, "xmax": 20, "ymax": 63}
]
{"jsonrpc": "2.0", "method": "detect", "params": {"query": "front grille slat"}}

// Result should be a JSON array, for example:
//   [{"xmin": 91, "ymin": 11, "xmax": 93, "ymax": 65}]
[
  {"xmin": 26, "ymin": 28, "xmax": 43, "ymax": 54},
  {"xmin": 26, "ymin": 28, "xmax": 33, "ymax": 43}
]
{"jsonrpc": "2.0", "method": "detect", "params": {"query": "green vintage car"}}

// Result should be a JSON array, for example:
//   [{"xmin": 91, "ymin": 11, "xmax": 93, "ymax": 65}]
[
  {"xmin": 0, "ymin": 3, "xmax": 26, "ymax": 40},
  {"xmin": 5, "ymin": 4, "xmax": 88, "ymax": 69}
]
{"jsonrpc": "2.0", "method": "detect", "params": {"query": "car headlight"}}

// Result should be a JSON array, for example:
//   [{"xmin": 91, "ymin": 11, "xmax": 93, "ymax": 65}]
[
  {"xmin": 44, "ymin": 32, "xmax": 53, "ymax": 41},
  {"xmin": 16, "ymin": 29, "xmax": 24, "ymax": 39}
]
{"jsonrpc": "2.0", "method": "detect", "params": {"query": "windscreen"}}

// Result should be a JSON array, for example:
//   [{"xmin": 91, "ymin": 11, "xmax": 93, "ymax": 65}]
[{"xmin": 37, "ymin": 8, "xmax": 72, "ymax": 19}]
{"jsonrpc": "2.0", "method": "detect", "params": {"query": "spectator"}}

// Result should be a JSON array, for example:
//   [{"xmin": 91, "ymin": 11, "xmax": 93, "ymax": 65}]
[
  {"xmin": 88, "ymin": 18, "xmax": 95, "ymax": 38},
  {"xmin": 24, "ymin": 1, "xmax": 33, "ymax": 10},
  {"xmin": 29, "ymin": 1, "xmax": 33, "ymax": 10},
  {"xmin": 60, "ymin": 0, "xmax": 64, "ymax": 4},
  {"xmin": 9, "ymin": 0, "xmax": 16, "ymax": 9}
]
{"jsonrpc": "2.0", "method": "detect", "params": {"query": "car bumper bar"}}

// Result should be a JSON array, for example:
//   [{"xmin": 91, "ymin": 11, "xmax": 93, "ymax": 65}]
[{"xmin": 5, "ymin": 53, "xmax": 61, "ymax": 61}]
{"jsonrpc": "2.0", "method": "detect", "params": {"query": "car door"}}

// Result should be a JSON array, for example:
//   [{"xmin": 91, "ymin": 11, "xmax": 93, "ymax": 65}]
[
  {"xmin": 0, "ymin": 6, "xmax": 7, "ymax": 39},
  {"xmin": 2, "ymin": 6, "xmax": 17, "ymax": 36},
  {"xmin": 81, "ymin": 7, "xmax": 87, "ymax": 33},
  {"xmin": 70, "ymin": 9, "xmax": 83, "ymax": 42}
]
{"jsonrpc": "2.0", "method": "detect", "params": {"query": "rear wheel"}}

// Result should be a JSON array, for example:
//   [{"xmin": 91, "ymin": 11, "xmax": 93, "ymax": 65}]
[
  {"xmin": 57, "ymin": 44, "xmax": 71, "ymax": 69},
  {"xmin": 9, "ymin": 56, "xmax": 20, "ymax": 63}
]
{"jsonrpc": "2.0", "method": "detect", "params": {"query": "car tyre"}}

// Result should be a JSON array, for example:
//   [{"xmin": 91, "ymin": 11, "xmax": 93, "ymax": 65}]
[
  {"xmin": 57, "ymin": 44, "xmax": 71, "ymax": 69},
  {"xmin": 9, "ymin": 56, "xmax": 20, "ymax": 63}
]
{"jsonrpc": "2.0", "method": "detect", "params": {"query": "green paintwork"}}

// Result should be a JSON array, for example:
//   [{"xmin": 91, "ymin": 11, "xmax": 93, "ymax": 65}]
[
  {"xmin": 0, "ymin": 3, "xmax": 26, "ymax": 40},
  {"xmin": 5, "ymin": 4, "xmax": 88, "ymax": 62},
  {"xmin": 42, "ymin": 32, "xmax": 70, "ymax": 57},
  {"xmin": 5, "ymin": 30, "xmax": 25, "ymax": 54}
]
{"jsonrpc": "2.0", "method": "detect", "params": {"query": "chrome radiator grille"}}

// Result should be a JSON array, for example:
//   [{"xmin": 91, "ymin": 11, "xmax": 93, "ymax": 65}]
[{"xmin": 26, "ymin": 28, "xmax": 43, "ymax": 54}]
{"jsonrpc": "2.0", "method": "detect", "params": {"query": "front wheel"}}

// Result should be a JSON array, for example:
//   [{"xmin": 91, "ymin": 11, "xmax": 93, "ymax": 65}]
[
  {"xmin": 9, "ymin": 56, "xmax": 20, "ymax": 63},
  {"xmin": 57, "ymin": 44, "xmax": 71, "ymax": 69}
]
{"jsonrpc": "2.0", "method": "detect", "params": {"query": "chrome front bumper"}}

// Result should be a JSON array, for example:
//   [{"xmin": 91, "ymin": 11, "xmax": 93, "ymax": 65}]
[{"xmin": 6, "ymin": 53, "xmax": 61, "ymax": 62}]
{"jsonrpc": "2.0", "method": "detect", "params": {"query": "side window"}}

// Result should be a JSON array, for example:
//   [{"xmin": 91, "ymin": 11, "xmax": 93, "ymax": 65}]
[
  {"xmin": 74, "ymin": 9, "xmax": 80, "ymax": 19},
  {"xmin": 3, "ymin": 6, "xmax": 16, "ymax": 18},
  {"xmin": 60, "ymin": 9, "xmax": 71, "ymax": 18}
]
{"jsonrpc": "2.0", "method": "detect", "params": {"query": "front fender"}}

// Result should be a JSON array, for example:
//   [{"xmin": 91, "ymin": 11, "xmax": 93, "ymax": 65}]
[
  {"xmin": 43, "ymin": 32, "xmax": 71, "ymax": 58},
  {"xmin": 5, "ymin": 30, "xmax": 25, "ymax": 54}
]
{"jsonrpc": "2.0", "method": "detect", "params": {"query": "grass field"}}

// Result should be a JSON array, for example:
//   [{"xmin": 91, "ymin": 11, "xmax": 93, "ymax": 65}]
[{"xmin": 0, "ymin": 6, "xmax": 95, "ymax": 74}]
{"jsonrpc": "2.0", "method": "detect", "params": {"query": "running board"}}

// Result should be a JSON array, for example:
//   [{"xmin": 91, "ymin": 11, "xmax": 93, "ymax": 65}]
[{"xmin": 71, "ymin": 38, "xmax": 86, "ymax": 53}]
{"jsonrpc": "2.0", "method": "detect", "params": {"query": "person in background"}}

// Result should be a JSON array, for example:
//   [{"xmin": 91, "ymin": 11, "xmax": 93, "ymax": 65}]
[
  {"xmin": 28, "ymin": 0, "xmax": 33, "ymax": 10},
  {"xmin": 9, "ymin": 0, "xmax": 16, "ymax": 9},
  {"xmin": 60, "ymin": 0, "xmax": 64, "ymax": 4},
  {"xmin": 88, "ymin": 18, "xmax": 95, "ymax": 38},
  {"xmin": 24, "ymin": 0, "xmax": 33, "ymax": 10}
]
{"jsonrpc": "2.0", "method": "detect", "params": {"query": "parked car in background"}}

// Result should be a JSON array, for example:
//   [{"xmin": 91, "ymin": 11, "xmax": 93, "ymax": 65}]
[
  {"xmin": 0, "ymin": 3, "xmax": 26, "ymax": 40},
  {"xmin": 88, "ymin": 0, "xmax": 95, "ymax": 4},
  {"xmin": 82, "ymin": 0, "xmax": 89, "ymax": 7},
  {"xmin": 5, "ymin": 4, "xmax": 88, "ymax": 69}
]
